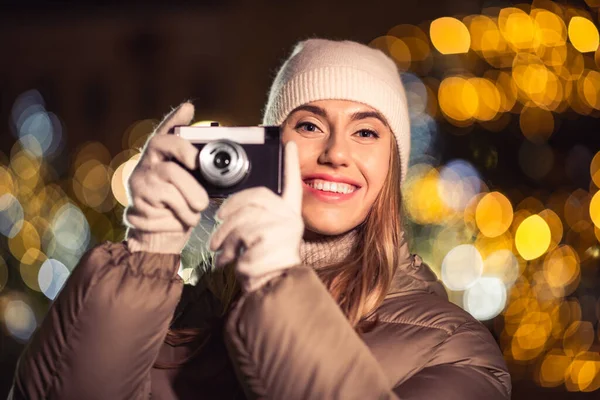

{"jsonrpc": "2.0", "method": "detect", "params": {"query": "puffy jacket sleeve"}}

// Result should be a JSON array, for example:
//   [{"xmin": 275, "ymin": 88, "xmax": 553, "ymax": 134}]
[
  {"xmin": 223, "ymin": 264, "xmax": 511, "ymax": 400},
  {"xmin": 8, "ymin": 241, "xmax": 184, "ymax": 400},
  {"xmin": 392, "ymin": 319, "xmax": 511, "ymax": 399}
]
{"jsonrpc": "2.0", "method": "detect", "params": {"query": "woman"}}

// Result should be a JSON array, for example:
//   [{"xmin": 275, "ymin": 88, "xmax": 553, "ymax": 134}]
[{"xmin": 10, "ymin": 39, "xmax": 511, "ymax": 399}]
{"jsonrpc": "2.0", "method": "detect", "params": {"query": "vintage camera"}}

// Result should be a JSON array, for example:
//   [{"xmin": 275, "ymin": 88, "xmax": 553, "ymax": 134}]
[{"xmin": 170, "ymin": 123, "xmax": 284, "ymax": 197}]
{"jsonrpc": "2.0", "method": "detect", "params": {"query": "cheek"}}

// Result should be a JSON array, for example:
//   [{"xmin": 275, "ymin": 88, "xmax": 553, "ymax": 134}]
[
  {"xmin": 362, "ymin": 152, "xmax": 390, "ymax": 198},
  {"xmin": 282, "ymin": 133, "xmax": 317, "ymax": 174}
]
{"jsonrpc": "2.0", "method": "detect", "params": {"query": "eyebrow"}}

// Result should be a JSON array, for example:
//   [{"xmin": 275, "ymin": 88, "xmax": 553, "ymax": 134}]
[{"xmin": 289, "ymin": 104, "xmax": 390, "ymax": 128}]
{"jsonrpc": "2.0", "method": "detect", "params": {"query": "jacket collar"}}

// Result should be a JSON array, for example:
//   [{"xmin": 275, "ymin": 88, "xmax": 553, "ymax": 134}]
[
  {"xmin": 300, "ymin": 228, "xmax": 447, "ymax": 300},
  {"xmin": 387, "ymin": 237, "xmax": 447, "ymax": 299}
]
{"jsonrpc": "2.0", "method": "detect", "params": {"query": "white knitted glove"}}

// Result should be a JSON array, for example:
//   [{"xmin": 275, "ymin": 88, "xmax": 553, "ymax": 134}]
[
  {"xmin": 209, "ymin": 141, "xmax": 304, "ymax": 292},
  {"xmin": 124, "ymin": 102, "xmax": 209, "ymax": 254}
]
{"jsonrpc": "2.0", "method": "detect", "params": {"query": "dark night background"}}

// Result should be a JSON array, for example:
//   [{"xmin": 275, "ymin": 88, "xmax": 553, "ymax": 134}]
[{"xmin": 1, "ymin": 0, "xmax": 600, "ymax": 398}]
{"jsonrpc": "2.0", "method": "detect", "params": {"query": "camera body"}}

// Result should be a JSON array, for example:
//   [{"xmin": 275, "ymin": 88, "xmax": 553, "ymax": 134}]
[{"xmin": 171, "ymin": 124, "xmax": 284, "ymax": 198}]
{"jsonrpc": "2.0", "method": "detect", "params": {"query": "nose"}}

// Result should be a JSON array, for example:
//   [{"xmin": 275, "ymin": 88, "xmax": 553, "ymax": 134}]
[{"xmin": 317, "ymin": 131, "xmax": 350, "ymax": 167}]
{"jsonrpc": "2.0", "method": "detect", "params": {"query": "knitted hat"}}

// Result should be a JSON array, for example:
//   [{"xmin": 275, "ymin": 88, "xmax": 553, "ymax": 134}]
[{"xmin": 261, "ymin": 38, "xmax": 411, "ymax": 183}]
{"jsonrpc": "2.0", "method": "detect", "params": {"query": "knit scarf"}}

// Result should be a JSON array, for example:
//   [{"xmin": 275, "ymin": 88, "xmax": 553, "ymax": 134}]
[{"xmin": 299, "ymin": 228, "xmax": 359, "ymax": 269}]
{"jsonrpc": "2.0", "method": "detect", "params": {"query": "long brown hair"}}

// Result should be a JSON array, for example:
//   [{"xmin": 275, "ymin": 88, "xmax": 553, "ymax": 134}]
[{"xmin": 155, "ymin": 134, "xmax": 404, "ymax": 369}]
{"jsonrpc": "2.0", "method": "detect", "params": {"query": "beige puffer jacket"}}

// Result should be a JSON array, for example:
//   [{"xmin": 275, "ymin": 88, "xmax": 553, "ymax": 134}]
[{"xmin": 9, "ymin": 241, "xmax": 511, "ymax": 399}]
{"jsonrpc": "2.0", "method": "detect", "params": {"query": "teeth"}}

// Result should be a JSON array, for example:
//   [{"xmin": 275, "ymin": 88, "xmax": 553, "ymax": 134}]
[{"xmin": 306, "ymin": 179, "xmax": 356, "ymax": 194}]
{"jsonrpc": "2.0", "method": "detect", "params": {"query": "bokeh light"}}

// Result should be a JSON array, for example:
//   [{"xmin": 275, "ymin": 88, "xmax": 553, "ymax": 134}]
[
  {"xmin": 565, "ymin": 189, "xmax": 592, "ymax": 232},
  {"xmin": 0, "ymin": 193, "xmax": 24, "ymax": 238},
  {"xmin": 438, "ymin": 159, "xmax": 482, "ymax": 211},
  {"xmin": 581, "ymin": 70, "xmax": 600, "ymax": 110},
  {"xmin": 568, "ymin": 17, "xmax": 600, "ymax": 53},
  {"xmin": 441, "ymin": 244, "xmax": 484, "ymax": 290},
  {"xmin": 464, "ymin": 276, "xmax": 507, "ymax": 320},
  {"xmin": 469, "ymin": 77, "xmax": 502, "ymax": 121},
  {"xmin": 8, "ymin": 220, "xmax": 40, "ymax": 262},
  {"xmin": 123, "ymin": 119, "xmax": 158, "ymax": 150},
  {"xmin": 3, "ymin": 299, "xmax": 36, "ymax": 341},
  {"xmin": 563, "ymin": 321, "xmax": 595, "ymax": 357},
  {"xmin": 3, "ymin": 4, "xmax": 600, "ymax": 394},
  {"xmin": 539, "ymin": 350, "xmax": 572, "ymax": 387},
  {"xmin": 48, "ymin": 203, "xmax": 91, "ymax": 269},
  {"xmin": 370, "ymin": 35, "xmax": 413, "ymax": 72},
  {"xmin": 533, "ymin": 10, "xmax": 567, "ymax": 48},
  {"xmin": 476, "ymin": 192, "xmax": 514, "ymax": 237},
  {"xmin": 38, "ymin": 258, "xmax": 70, "ymax": 300},
  {"xmin": 498, "ymin": 7, "xmax": 536, "ymax": 51},
  {"xmin": 20, "ymin": 248, "xmax": 45, "ymax": 292},
  {"xmin": 566, "ymin": 352, "xmax": 600, "ymax": 392},
  {"xmin": 515, "ymin": 214, "xmax": 552, "ymax": 260},
  {"xmin": 544, "ymin": 245, "xmax": 581, "ymax": 296},
  {"xmin": 112, "ymin": 152, "xmax": 141, "ymax": 207},
  {"xmin": 388, "ymin": 24, "xmax": 431, "ymax": 64},
  {"xmin": 590, "ymin": 191, "xmax": 600, "ymax": 228},
  {"xmin": 404, "ymin": 164, "xmax": 455, "ymax": 225},
  {"xmin": 483, "ymin": 249, "xmax": 521, "ymax": 288},
  {"xmin": 466, "ymin": 15, "xmax": 503, "ymax": 54},
  {"xmin": 403, "ymin": 73, "xmax": 429, "ymax": 119},
  {"xmin": 430, "ymin": 17, "xmax": 471, "ymax": 54},
  {"xmin": 438, "ymin": 76, "xmax": 478, "ymax": 122},
  {"xmin": 538, "ymin": 209, "xmax": 564, "ymax": 252}
]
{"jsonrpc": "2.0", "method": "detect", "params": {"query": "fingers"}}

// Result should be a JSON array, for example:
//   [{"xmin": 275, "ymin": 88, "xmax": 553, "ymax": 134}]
[
  {"xmin": 156, "ymin": 162, "xmax": 209, "ymax": 213},
  {"xmin": 209, "ymin": 205, "xmax": 263, "ymax": 251},
  {"xmin": 211, "ymin": 208, "xmax": 266, "ymax": 268},
  {"xmin": 127, "ymin": 173, "xmax": 202, "ymax": 230},
  {"xmin": 282, "ymin": 140, "xmax": 303, "ymax": 214},
  {"xmin": 123, "ymin": 102, "xmax": 202, "ymax": 246},
  {"xmin": 214, "ymin": 233, "xmax": 245, "ymax": 268},
  {"xmin": 140, "ymin": 102, "xmax": 198, "ymax": 169},
  {"xmin": 141, "ymin": 183, "xmax": 201, "ymax": 228},
  {"xmin": 237, "ymin": 240, "xmax": 298, "ymax": 275},
  {"xmin": 234, "ymin": 223, "xmax": 302, "ymax": 277},
  {"xmin": 124, "ymin": 200, "xmax": 187, "ymax": 232},
  {"xmin": 142, "ymin": 135, "xmax": 200, "ymax": 170},
  {"xmin": 155, "ymin": 102, "xmax": 195, "ymax": 136}
]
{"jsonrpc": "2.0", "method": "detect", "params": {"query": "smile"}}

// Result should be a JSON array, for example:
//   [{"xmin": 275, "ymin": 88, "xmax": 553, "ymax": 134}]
[
  {"xmin": 302, "ymin": 180, "xmax": 360, "ymax": 203},
  {"xmin": 304, "ymin": 179, "xmax": 357, "ymax": 194}
]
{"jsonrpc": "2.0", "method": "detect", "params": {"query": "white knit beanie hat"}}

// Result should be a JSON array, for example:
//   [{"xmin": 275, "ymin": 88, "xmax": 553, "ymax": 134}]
[{"xmin": 262, "ymin": 38, "xmax": 411, "ymax": 183}]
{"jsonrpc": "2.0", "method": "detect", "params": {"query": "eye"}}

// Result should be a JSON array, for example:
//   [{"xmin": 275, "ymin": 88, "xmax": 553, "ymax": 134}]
[
  {"xmin": 356, "ymin": 129, "xmax": 380, "ymax": 139},
  {"xmin": 295, "ymin": 122, "xmax": 322, "ymax": 133}
]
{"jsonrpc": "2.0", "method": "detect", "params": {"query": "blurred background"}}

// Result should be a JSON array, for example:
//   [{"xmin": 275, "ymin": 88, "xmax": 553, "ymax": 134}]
[{"xmin": 1, "ymin": 0, "xmax": 600, "ymax": 397}]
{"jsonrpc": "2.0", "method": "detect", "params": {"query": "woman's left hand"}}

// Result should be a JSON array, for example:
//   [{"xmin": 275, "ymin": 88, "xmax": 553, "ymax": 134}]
[{"xmin": 209, "ymin": 141, "xmax": 305, "ymax": 293}]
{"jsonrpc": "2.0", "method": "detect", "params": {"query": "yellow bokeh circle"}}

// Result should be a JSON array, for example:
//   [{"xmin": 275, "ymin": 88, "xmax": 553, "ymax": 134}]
[
  {"xmin": 438, "ymin": 76, "xmax": 479, "ymax": 122},
  {"xmin": 430, "ymin": 17, "xmax": 471, "ymax": 55},
  {"xmin": 589, "ymin": 191, "xmax": 600, "ymax": 228},
  {"xmin": 515, "ymin": 214, "xmax": 552, "ymax": 260},
  {"xmin": 568, "ymin": 17, "xmax": 600, "ymax": 53},
  {"xmin": 476, "ymin": 192, "xmax": 514, "ymax": 237}
]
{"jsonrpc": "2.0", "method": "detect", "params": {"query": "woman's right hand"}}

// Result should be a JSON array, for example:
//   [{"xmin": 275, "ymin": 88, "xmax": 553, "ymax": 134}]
[{"xmin": 124, "ymin": 102, "xmax": 209, "ymax": 254}]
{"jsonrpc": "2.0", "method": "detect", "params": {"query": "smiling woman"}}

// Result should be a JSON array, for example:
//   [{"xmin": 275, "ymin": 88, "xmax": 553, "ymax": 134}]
[
  {"xmin": 282, "ymin": 99, "xmax": 393, "ymax": 236},
  {"xmin": 9, "ymin": 39, "xmax": 511, "ymax": 400}
]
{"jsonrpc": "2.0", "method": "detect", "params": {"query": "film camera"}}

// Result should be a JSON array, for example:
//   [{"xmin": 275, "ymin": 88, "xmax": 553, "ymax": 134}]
[{"xmin": 170, "ymin": 123, "xmax": 284, "ymax": 197}]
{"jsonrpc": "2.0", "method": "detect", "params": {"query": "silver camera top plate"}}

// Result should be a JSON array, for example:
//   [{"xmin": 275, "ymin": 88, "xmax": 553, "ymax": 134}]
[{"xmin": 174, "ymin": 126, "xmax": 266, "ymax": 144}]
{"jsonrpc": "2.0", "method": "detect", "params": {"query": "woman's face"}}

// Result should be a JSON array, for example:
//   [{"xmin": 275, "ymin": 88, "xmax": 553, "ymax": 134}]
[{"xmin": 281, "ymin": 99, "xmax": 392, "ymax": 237}]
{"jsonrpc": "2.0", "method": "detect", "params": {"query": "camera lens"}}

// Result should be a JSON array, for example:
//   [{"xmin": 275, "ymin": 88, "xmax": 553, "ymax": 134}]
[
  {"xmin": 213, "ymin": 151, "xmax": 231, "ymax": 169},
  {"xmin": 198, "ymin": 140, "xmax": 250, "ymax": 188}
]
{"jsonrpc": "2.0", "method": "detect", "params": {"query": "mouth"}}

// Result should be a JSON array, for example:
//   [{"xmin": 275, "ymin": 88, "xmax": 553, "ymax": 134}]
[
  {"xmin": 304, "ymin": 179, "xmax": 360, "ymax": 201},
  {"xmin": 302, "ymin": 178, "xmax": 359, "ymax": 195}
]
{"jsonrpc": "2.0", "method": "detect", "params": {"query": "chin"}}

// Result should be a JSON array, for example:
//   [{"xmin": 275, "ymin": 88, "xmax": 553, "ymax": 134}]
[
  {"xmin": 303, "ymin": 214, "xmax": 360, "ymax": 237},
  {"xmin": 304, "ymin": 225, "xmax": 346, "ymax": 237}
]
